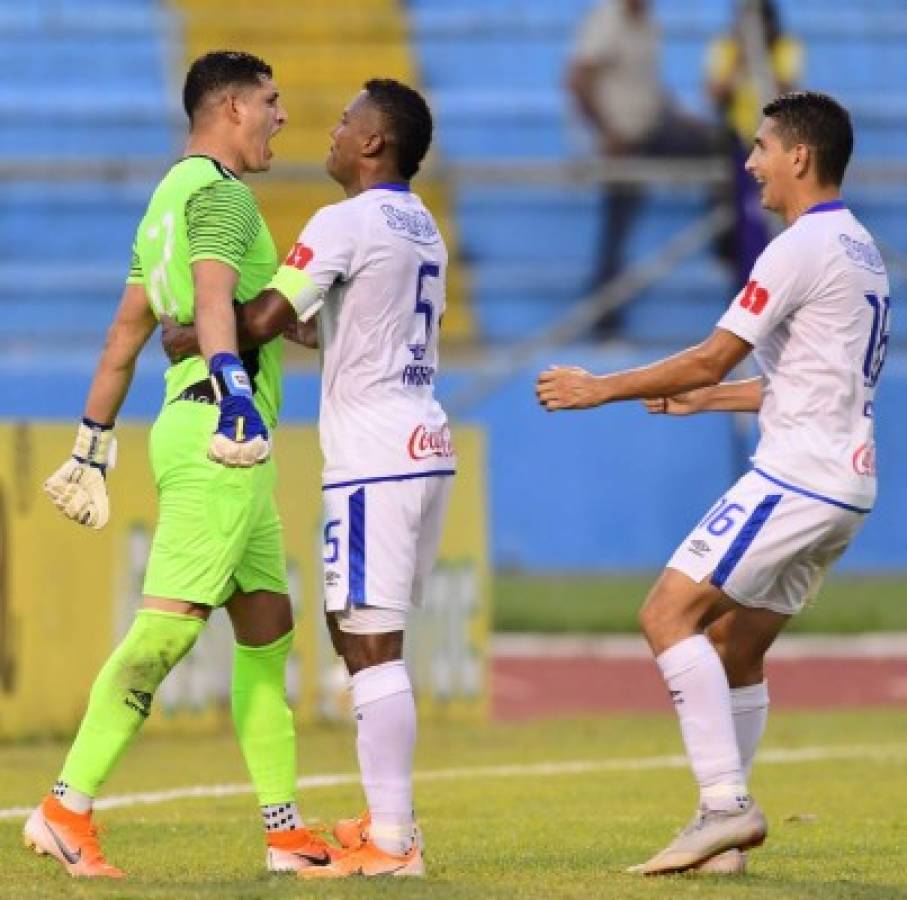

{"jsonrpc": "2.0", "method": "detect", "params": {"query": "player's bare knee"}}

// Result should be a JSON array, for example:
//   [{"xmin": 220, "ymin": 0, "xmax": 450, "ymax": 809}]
[
  {"xmin": 227, "ymin": 591, "xmax": 293, "ymax": 647},
  {"xmin": 341, "ymin": 632, "xmax": 403, "ymax": 676},
  {"xmin": 333, "ymin": 606, "xmax": 406, "ymax": 674}
]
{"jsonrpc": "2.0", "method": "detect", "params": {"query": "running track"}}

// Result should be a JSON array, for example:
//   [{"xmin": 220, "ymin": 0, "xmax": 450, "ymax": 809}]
[{"xmin": 493, "ymin": 635, "xmax": 907, "ymax": 719}]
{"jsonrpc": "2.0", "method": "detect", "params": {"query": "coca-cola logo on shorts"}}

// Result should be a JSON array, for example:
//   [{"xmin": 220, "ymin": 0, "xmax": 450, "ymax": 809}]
[
  {"xmin": 407, "ymin": 424, "xmax": 454, "ymax": 460},
  {"xmin": 852, "ymin": 442, "xmax": 876, "ymax": 476}
]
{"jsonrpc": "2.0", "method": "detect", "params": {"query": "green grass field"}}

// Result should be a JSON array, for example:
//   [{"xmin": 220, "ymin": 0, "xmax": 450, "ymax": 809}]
[
  {"xmin": 494, "ymin": 574, "xmax": 907, "ymax": 633},
  {"xmin": 3, "ymin": 711, "xmax": 907, "ymax": 898}
]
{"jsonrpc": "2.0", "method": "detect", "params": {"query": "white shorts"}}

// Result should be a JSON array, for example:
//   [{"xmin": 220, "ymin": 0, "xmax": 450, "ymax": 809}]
[
  {"xmin": 321, "ymin": 473, "xmax": 453, "ymax": 615},
  {"xmin": 668, "ymin": 469, "xmax": 868, "ymax": 616}
]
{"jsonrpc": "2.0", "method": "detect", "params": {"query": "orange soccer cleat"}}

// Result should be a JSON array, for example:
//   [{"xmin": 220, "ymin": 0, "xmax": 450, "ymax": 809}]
[
  {"xmin": 333, "ymin": 810, "xmax": 425, "ymax": 853},
  {"xmin": 333, "ymin": 810, "xmax": 370, "ymax": 850},
  {"xmin": 266, "ymin": 826, "xmax": 341, "ymax": 873},
  {"xmin": 297, "ymin": 835, "xmax": 424, "ymax": 880},
  {"xmin": 22, "ymin": 795, "xmax": 125, "ymax": 879}
]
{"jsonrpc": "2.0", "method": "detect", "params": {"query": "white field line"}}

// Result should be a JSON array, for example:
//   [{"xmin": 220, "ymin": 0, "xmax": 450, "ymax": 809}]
[
  {"xmin": 2, "ymin": 742, "xmax": 906, "ymax": 822},
  {"xmin": 493, "ymin": 633, "xmax": 907, "ymax": 660}
]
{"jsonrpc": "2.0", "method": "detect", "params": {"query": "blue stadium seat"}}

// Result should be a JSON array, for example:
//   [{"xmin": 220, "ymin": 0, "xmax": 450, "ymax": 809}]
[
  {"xmin": 0, "ymin": 2, "xmax": 175, "ymax": 348},
  {"xmin": 0, "ymin": 182, "xmax": 155, "ymax": 263}
]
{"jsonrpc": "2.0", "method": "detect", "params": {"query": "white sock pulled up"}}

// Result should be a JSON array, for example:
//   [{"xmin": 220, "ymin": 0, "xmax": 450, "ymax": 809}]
[
  {"xmin": 350, "ymin": 660, "xmax": 416, "ymax": 856},
  {"xmin": 657, "ymin": 635, "xmax": 748, "ymax": 812},
  {"xmin": 730, "ymin": 680, "xmax": 769, "ymax": 779}
]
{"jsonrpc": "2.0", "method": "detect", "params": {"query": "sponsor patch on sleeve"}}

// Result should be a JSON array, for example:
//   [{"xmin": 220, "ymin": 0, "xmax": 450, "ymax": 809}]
[
  {"xmin": 285, "ymin": 242, "xmax": 314, "ymax": 270},
  {"xmin": 739, "ymin": 279, "xmax": 770, "ymax": 315}
]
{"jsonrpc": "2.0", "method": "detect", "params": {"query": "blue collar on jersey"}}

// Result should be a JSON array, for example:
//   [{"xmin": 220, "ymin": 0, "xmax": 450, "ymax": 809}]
[
  {"xmin": 804, "ymin": 199, "xmax": 846, "ymax": 215},
  {"xmin": 369, "ymin": 182, "xmax": 410, "ymax": 192}
]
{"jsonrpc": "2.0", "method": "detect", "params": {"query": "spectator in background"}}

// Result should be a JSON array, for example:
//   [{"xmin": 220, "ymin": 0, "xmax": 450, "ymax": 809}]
[
  {"xmin": 567, "ymin": 0, "xmax": 714, "ymax": 339},
  {"xmin": 706, "ymin": 0, "xmax": 803, "ymax": 287}
]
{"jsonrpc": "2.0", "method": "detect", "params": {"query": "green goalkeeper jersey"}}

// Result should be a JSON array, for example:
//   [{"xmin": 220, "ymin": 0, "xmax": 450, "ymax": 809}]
[{"xmin": 127, "ymin": 155, "xmax": 283, "ymax": 427}]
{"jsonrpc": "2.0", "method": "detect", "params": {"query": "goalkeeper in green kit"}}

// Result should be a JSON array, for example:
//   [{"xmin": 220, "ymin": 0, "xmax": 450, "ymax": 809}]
[{"xmin": 24, "ymin": 51, "xmax": 339, "ymax": 878}]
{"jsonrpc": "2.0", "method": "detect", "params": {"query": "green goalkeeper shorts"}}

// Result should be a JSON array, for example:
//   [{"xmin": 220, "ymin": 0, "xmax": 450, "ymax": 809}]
[{"xmin": 142, "ymin": 400, "xmax": 289, "ymax": 607}]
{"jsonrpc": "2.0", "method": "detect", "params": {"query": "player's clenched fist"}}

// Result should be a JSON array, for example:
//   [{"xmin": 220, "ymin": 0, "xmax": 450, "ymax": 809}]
[
  {"xmin": 208, "ymin": 352, "xmax": 270, "ymax": 467},
  {"xmin": 536, "ymin": 365, "xmax": 604, "ymax": 411},
  {"xmin": 44, "ymin": 418, "xmax": 116, "ymax": 529}
]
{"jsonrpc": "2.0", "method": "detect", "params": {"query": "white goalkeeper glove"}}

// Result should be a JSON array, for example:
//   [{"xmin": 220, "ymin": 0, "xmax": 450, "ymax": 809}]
[{"xmin": 43, "ymin": 418, "xmax": 117, "ymax": 529}]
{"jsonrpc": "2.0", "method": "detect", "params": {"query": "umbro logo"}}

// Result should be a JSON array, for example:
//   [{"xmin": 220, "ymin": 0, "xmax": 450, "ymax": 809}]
[
  {"xmin": 125, "ymin": 689, "xmax": 153, "ymax": 718},
  {"xmin": 687, "ymin": 539, "xmax": 711, "ymax": 557},
  {"xmin": 669, "ymin": 689, "xmax": 684, "ymax": 706}
]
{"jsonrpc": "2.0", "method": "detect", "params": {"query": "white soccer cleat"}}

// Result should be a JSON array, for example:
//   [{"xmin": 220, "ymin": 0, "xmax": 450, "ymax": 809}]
[
  {"xmin": 627, "ymin": 798, "xmax": 766, "ymax": 876},
  {"xmin": 693, "ymin": 848, "xmax": 747, "ymax": 874}
]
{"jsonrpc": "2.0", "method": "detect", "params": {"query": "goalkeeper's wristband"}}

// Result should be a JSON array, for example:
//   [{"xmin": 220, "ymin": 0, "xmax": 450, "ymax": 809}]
[
  {"xmin": 72, "ymin": 417, "xmax": 117, "ymax": 471},
  {"xmin": 209, "ymin": 352, "xmax": 254, "ymax": 402}
]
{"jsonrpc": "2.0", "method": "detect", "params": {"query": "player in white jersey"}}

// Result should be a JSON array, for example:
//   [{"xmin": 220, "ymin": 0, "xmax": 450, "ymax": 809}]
[
  {"xmin": 163, "ymin": 78, "xmax": 452, "ymax": 878},
  {"xmin": 537, "ymin": 92, "xmax": 887, "ymax": 875}
]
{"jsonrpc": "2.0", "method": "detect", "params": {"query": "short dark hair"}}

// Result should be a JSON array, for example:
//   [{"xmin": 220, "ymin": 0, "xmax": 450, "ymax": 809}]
[
  {"xmin": 762, "ymin": 91, "xmax": 853, "ymax": 186},
  {"xmin": 364, "ymin": 78, "xmax": 433, "ymax": 179},
  {"xmin": 183, "ymin": 50, "xmax": 272, "ymax": 122}
]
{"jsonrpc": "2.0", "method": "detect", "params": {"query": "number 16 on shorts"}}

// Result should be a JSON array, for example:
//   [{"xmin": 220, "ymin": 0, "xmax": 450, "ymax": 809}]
[{"xmin": 668, "ymin": 470, "xmax": 784, "ymax": 591}]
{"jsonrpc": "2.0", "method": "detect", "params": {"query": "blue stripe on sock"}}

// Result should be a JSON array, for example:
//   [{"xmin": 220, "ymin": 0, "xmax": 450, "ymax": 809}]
[
  {"xmin": 711, "ymin": 494, "xmax": 782, "ymax": 588},
  {"xmin": 348, "ymin": 487, "xmax": 366, "ymax": 607}
]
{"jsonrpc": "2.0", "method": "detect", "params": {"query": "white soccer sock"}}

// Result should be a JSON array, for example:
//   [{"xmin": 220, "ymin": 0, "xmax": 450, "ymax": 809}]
[
  {"xmin": 657, "ymin": 635, "xmax": 748, "ymax": 812},
  {"xmin": 53, "ymin": 780, "xmax": 93, "ymax": 814},
  {"xmin": 350, "ymin": 660, "xmax": 416, "ymax": 856},
  {"xmin": 730, "ymin": 681, "xmax": 770, "ymax": 779}
]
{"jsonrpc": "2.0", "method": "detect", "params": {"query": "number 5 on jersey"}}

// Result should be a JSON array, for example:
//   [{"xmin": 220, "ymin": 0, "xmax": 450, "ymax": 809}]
[{"xmin": 408, "ymin": 262, "xmax": 439, "ymax": 361}]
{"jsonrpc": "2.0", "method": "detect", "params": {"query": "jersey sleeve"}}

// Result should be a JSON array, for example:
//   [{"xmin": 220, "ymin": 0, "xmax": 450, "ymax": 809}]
[
  {"xmin": 185, "ymin": 179, "xmax": 261, "ymax": 271},
  {"xmin": 267, "ymin": 204, "xmax": 356, "ymax": 320},
  {"xmin": 717, "ymin": 231, "xmax": 814, "ymax": 346},
  {"xmin": 126, "ymin": 241, "xmax": 143, "ymax": 284}
]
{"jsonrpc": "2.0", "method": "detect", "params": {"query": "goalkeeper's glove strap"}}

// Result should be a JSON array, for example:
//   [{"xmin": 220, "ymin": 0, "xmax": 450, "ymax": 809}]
[{"xmin": 73, "ymin": 418, "xmax": 116, "ymax": 472}]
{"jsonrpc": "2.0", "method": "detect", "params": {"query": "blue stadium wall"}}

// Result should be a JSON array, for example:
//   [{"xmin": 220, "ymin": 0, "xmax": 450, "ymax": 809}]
[{"xmin": 4, "ymin": 350, "xmax": 904, "ymax": 573}]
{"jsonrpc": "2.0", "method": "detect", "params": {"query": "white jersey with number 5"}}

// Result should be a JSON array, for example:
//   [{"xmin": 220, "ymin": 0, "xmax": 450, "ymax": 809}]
[
  {"xmin": 717, "ymin": 200, "xmax": 889, "ymax": 510},
  {"xmin": 278, "ymin": 184, "xmax": 453, "ymax": 484}
]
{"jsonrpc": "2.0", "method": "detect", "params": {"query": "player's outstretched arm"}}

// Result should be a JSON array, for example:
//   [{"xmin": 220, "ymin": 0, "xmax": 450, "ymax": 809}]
[
  {"xmin": 44, "ymin": 283, "xmax": 157, "ymax": 529},
  {"xmin": 643, "ymin": 377, "xmax": 763, "ymax": 416},
  {"xmin": 536, "ymin": 327, "xmax": 752, "ymax": 411}
]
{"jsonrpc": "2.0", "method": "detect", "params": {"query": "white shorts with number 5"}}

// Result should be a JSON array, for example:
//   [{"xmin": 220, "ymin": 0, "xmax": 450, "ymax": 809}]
[
  {"xmin": 321, "ymin": 473, "xmax": 454, "ymax": 614},
  {"xmin": 667, "ymin": 468, "xmax": 869, "ymax": 615}
]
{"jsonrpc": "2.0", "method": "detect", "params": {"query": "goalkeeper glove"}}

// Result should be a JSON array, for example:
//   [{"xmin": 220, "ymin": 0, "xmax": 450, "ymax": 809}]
[
  {"xmin": 43, "ymin": 417, "xmax": 117, "ymax": 529},
  {"xmin": 208, "ymin": 352, "xmax": 270, "ymax": 467}
]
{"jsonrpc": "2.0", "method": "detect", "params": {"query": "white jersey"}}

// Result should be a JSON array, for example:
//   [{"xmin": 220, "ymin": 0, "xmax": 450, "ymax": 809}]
[
  {"xmin": 717, "ymin": 201, "xmax": 889, "ymax": 510},
  {"xmin": 282, "ymin": 185, "xmax": 454, "ymax": 485}
]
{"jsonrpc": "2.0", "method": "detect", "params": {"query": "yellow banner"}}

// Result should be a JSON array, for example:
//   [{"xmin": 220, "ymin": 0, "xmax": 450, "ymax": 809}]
[{"xmin": 0, "ymin": 422, "xmax": 489, "ymax": 739}]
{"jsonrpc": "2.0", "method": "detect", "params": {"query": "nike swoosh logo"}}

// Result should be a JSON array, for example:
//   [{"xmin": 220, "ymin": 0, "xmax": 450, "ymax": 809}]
[
  {"xmin": 295, "ymin": 851, "xmax": 331, "ymax": 867},
  {"xmin": 44, "ymin": 820, "xmax": 81, "ymax": 865}
]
